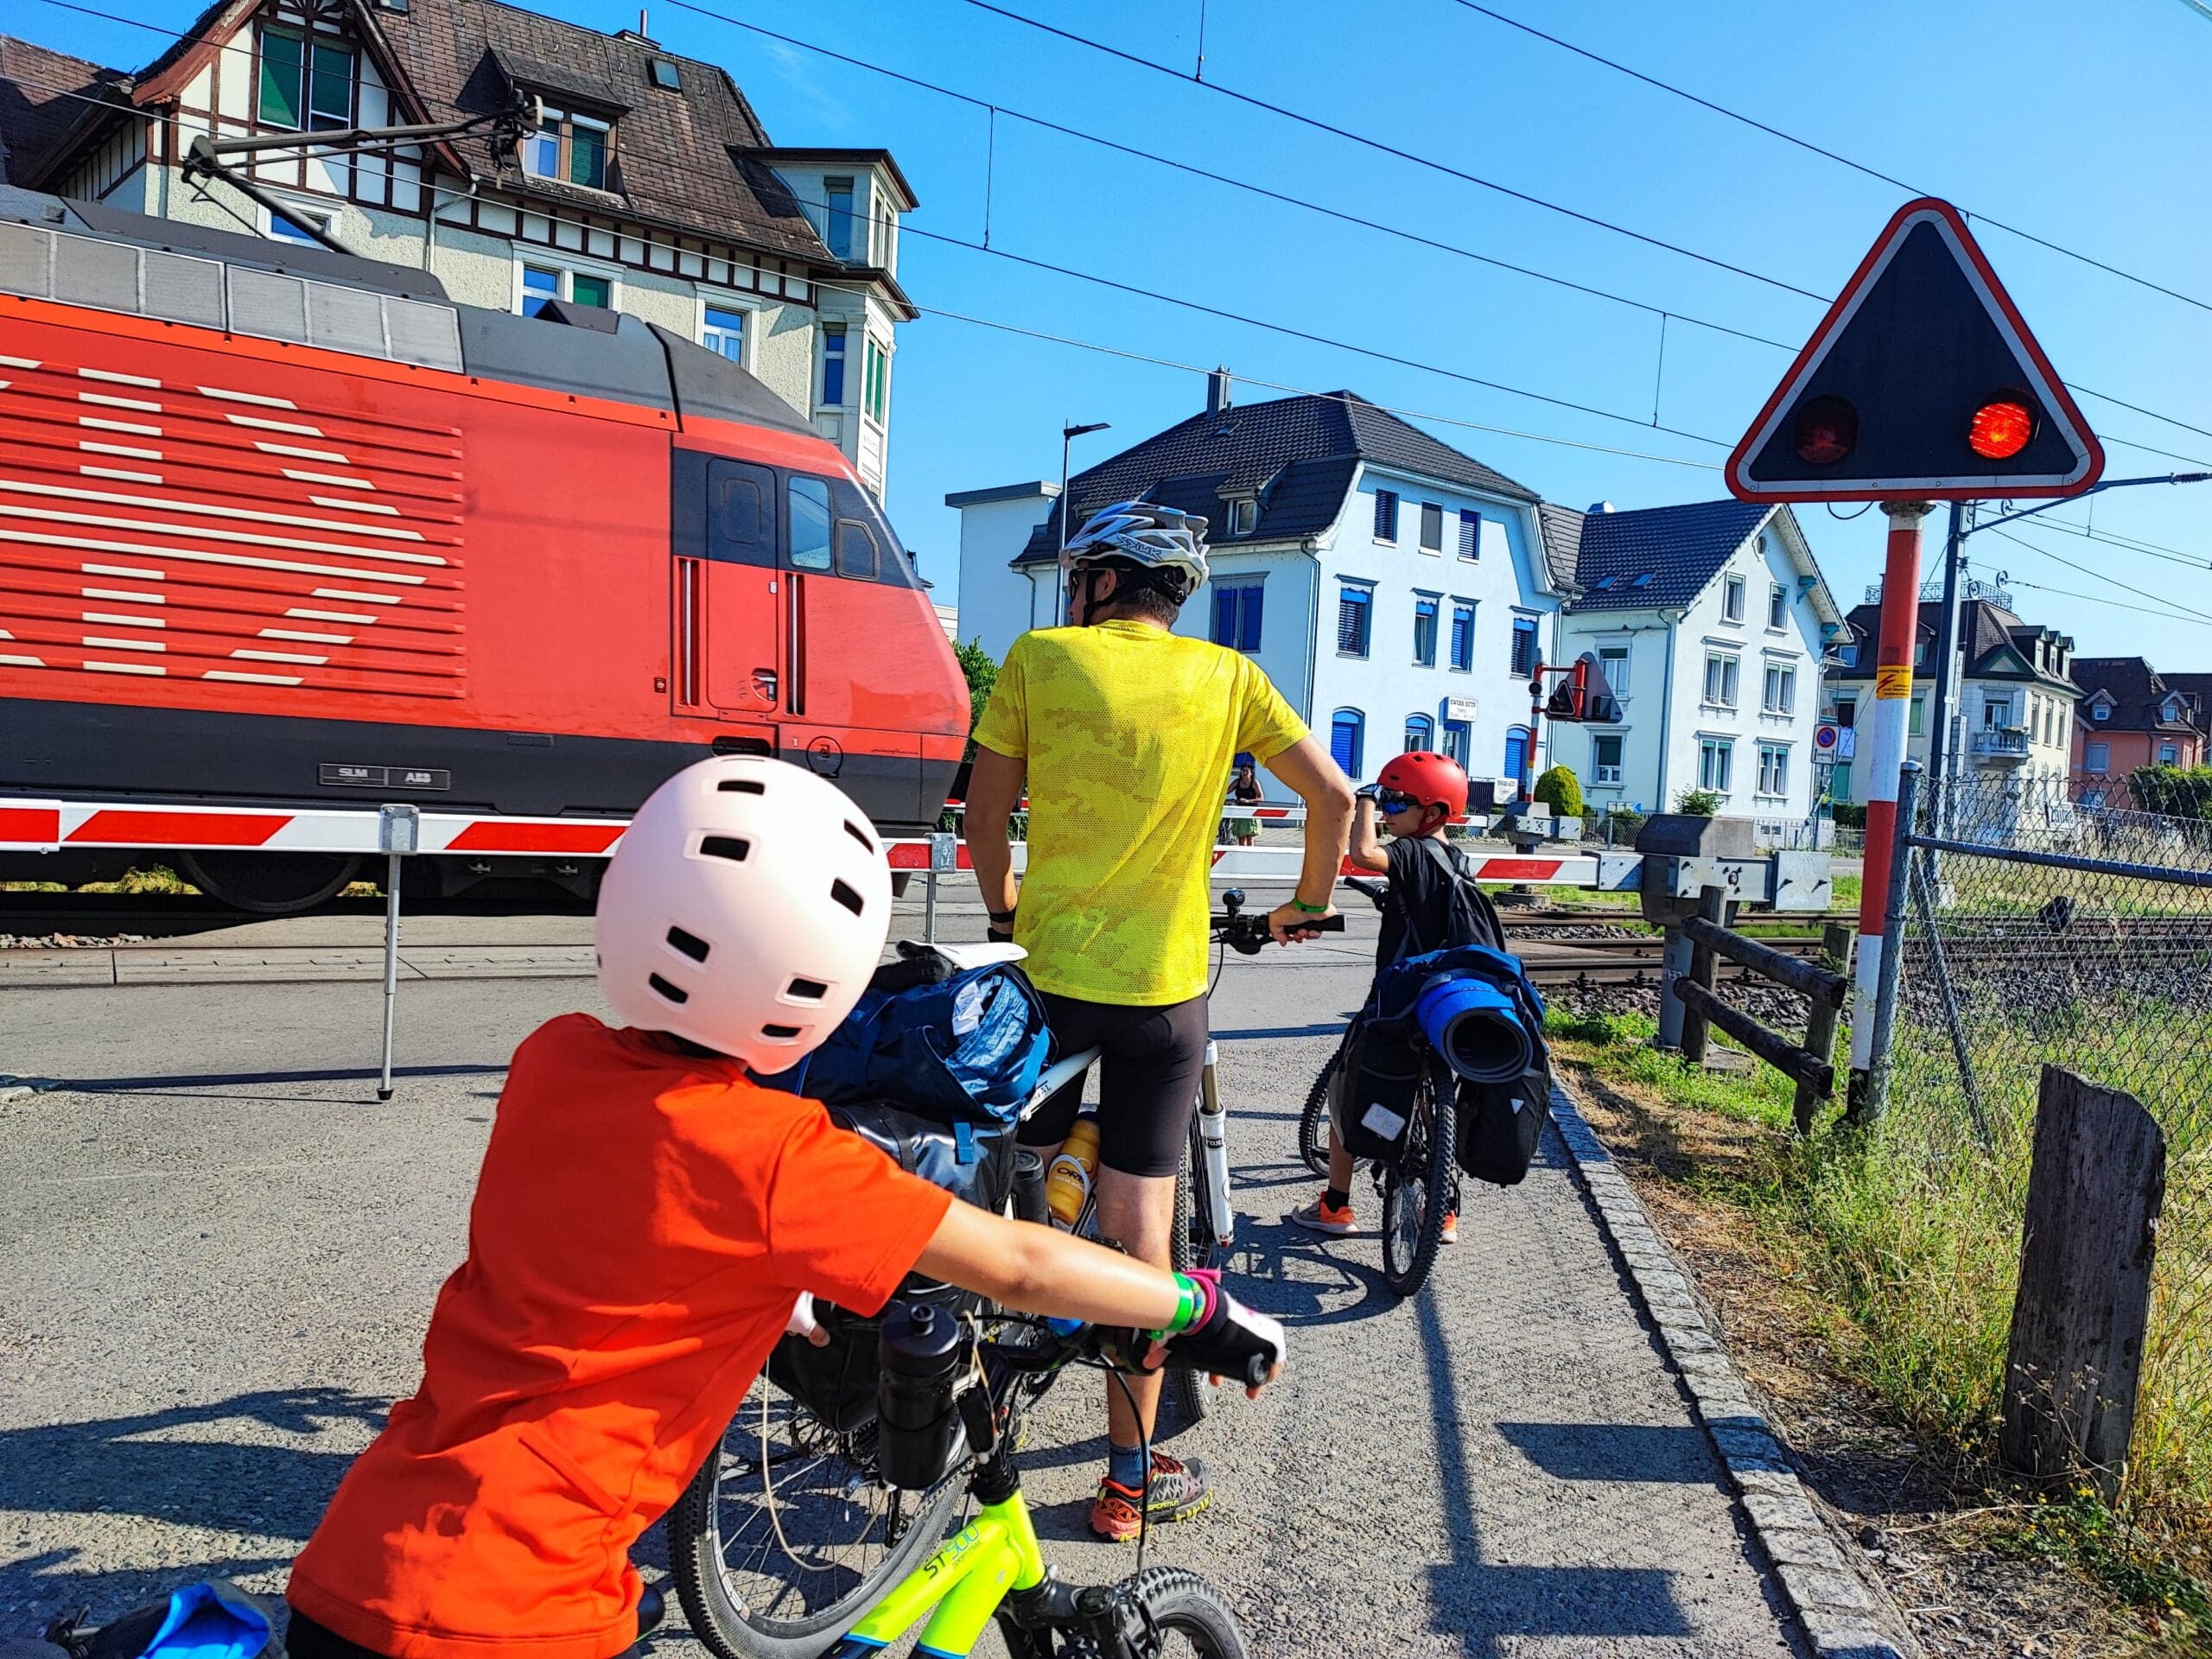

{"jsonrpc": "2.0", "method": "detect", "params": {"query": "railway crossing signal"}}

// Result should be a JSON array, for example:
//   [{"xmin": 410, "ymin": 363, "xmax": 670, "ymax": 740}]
[{"xmin": 1726, "ymin": 197, "xmax": 2103, "ymax": 504}]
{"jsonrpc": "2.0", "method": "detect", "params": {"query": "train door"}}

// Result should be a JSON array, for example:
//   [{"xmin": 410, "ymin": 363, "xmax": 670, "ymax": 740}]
[
  {"xmin": 671, "ymin": 454, "xmax": 782, "ymax": 747},
  {"xmin": 781, "ymin": 469, "xmax": 945, "ymax": 829}
]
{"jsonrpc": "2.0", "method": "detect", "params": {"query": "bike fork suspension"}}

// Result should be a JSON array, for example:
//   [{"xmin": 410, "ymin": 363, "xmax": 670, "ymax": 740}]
[{"xmin": 1195, "ymin": 1041, "xmax": 1233, "ymax": 1247}]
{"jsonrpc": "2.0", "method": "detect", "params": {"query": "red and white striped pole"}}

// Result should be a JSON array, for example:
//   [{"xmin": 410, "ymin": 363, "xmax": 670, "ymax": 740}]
[{"xmin": 1849, "ymin": 500, "xmax": 1932, "ymax": 1109}]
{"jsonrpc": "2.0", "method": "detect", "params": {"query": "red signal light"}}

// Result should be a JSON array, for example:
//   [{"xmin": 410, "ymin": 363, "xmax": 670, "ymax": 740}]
[
  {"xmin": 1968, "ymin": 395, "xmax": 2036, "ymax": 461},
  {"xmin": 1792, "ymin": 395, "xmax": 1858, "ymax": 467}
]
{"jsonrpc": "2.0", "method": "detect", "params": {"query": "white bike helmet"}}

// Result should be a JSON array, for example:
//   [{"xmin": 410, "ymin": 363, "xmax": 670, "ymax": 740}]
[
  {"xmin": 594, "ymin": 755, "xmax": 890, "ymax": 1069},
  {"xmin": 1060, "ymin": 499, "xmax": 1210, "ymax": 601}
]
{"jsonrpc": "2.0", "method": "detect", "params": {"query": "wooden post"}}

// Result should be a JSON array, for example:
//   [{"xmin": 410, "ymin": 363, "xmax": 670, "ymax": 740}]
[
  {"xmin": 1678, "ymin": 885, "xmax": 1724, "ymax": 1064},
  {"xmin": 2000, "ymin": 1065, "xmax": 2166, "ymax": 1497},
  {"xmin": 1795, "ymin": 923, "xmax": 1855, "ymax": 1134}
]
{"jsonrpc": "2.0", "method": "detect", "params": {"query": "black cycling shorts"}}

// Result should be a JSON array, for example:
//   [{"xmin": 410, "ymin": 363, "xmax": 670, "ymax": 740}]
[{"xmin": 1018, "ymin": 990, "xmax": 1209, "ymax": 1179}]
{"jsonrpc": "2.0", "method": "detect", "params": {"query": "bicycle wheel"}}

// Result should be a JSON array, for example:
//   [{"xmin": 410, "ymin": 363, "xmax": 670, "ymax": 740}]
[
  {"xmin": 1379, "ymin": 1071, "xmax": 1455, "ymax": 1299},
  {"xmin": 667, "ymin": 1371, "xmax": 960, "ymax": 1659},
  {"xmin": 1296, "ymin": 1045, "xmax": 1340, "ymax": 1177},
  {"xmin": 1162, "ymin": 1138, "xmax": 1214, "ymax": 1431},
  {"xmin": 1116, "ymin": 1566, "xmax": 1250, "ymax": 1657}
]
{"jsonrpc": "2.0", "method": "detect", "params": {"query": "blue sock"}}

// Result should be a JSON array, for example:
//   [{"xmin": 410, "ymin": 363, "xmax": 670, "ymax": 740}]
[{"xmin": 1108, "ymin": 1441, "xmax": 1147, "ymax": 1490}]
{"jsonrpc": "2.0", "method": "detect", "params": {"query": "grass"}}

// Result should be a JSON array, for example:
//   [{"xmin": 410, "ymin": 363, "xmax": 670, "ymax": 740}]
[
  {"xmin": 1, "ymin": 865, "xmax": 199, "ymax": 895},
  {"xmin": 1548, "ymin": 1000, "xmax": 2212, "ymax": 1643}
]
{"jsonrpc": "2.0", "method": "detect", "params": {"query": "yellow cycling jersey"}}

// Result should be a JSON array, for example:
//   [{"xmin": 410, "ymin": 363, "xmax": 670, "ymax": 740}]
[{"xmin": 972, "ymin": 620, "xmax": 1307, "ymax": 1005}]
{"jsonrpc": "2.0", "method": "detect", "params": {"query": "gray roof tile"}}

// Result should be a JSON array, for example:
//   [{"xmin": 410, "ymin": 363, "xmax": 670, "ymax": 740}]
[{"xmin": 1564, "ymin": 499, "xmax": 1774, "ymax": 611}]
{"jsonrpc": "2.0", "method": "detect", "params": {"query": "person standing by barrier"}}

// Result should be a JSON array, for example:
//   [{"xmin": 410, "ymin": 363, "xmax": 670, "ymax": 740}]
[
  {"xmin": 1293, "ymin": 749, "xmax": 1496, "ymax": 1239},
  {"xmin": 965, "ymin": 499, "xmax": 1354, "ymax": 1541},
  {"xmin": 1226, "ymin": 758, "xmax": 1265, "ymax": 846}
]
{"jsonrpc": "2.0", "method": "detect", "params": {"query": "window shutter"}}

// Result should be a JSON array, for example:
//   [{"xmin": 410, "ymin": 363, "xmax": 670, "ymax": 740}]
[
  {"xmin": 1510, "ymin": 618, "xmax": 1536, "ymax": 677},
  {"xmin": 1338, "ymin": 588, "xmax": 1370, "ymax": 655},
  {"xmin": 1331, "ymin": 712, "xmax": 1363, "ymax": 777},
  {"xmin": 1459, "ymin": 510, "xmax": 1478, "ymax": 558},
  {"xmin": 1213, "ymin": 588, "xmax": 1236, "ymax": 646},
  {"xmin": 1373, "ymin": 490, "xmax": 1397, "ymax": 542},
  {"xmin": 1242, "ymin": 584, "xmax": 1263, "ymax": 651}
]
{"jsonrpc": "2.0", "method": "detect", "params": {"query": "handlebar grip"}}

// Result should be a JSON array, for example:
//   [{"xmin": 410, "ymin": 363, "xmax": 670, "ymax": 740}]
[{"xmin": 1243, "ymin": 1352, "xmax": 1273, "ymax": 1389}]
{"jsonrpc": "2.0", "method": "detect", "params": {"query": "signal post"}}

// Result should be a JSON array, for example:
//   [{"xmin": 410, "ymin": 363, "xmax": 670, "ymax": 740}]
[{"xmin": 1723, "ymin": 197, "xmax": 2103, "ymax": 1113}]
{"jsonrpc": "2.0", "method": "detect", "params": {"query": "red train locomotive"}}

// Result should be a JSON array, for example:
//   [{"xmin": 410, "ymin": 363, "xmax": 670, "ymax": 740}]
[{"xmin": 0, "ymin": 191, "xmax": 969, "ymax": 910}]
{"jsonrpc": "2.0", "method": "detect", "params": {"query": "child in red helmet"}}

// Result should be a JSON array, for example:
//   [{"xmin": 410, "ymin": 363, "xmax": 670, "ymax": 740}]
[{"xmin": 1291, "ymin": 749, "xmax": 1497, "ymax": 1239}]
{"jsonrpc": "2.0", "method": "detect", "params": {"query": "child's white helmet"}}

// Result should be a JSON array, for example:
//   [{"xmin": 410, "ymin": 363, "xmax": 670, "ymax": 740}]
[{"xmin": 594, "ymin": 755, "xmax": 890, "ymax": 1068}]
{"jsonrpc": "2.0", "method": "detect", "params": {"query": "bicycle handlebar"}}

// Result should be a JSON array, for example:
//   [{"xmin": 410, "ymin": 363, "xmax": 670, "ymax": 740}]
[
  {"xmin": 1210, "ymin": 910, "xmax": 1346, "ymax": 955},
  {"xmin": 982, "ymin": 1321, "xmax": 1271, "ymax": 1389}
]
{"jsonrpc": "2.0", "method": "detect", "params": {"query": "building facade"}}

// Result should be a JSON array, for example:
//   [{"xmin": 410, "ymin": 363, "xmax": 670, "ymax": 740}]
[
  {"xmin": 2069, "ymin": 657, "xmax": 2207, "ymax": 804},
  {"xmin": 1548, "ymin": 501, "xmax": 1841, "ymax": 832},
  {"xmin": 1824, "ymin": 589, "xmax": 2077, "ymax": 805},
  {"xmin": 950, "ymin": 384, "xmax": 1567, "ymax": 800},
  {"xmin": 0, "ymin": 0, "xmax": 912, "ymax": 490}
]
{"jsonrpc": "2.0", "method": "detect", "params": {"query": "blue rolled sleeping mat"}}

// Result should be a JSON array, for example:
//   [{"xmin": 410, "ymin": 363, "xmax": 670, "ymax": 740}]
[{"xmin": 1414, "ymin": 969, "xmax": 1535, "ymax": 1084}]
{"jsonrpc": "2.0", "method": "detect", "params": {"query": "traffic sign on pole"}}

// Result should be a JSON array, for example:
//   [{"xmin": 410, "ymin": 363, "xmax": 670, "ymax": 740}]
[{"xmin": 1726, "ymin": 198, "xmax": 2103, "ymax": 503}]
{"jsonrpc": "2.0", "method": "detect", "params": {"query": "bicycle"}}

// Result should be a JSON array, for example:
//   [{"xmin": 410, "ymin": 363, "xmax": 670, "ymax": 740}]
[
  {"xmin": 666, "ymin": 911, "xmax": 1331, "ymax": 1657},
  {"xmin": 1290, "ymin": 876, "xmax": 1459, "ymax": 1300}
]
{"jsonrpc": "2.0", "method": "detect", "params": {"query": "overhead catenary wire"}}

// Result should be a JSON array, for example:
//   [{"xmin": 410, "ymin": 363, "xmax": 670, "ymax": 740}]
[
  {"xmin": 1439, "ymin": 0, "xmax": 2212, "ymax": 319},
  {"xmin": 1982, "ymin": 525, "xmax": 2212, "ymax": 626},
  {"xmin": 0, "ymin": 68, "xmax": 1725, "ymax": 476},
  {"xmin": 28, "ymin": 0, "xmax": 2212, "ymax": 459}
]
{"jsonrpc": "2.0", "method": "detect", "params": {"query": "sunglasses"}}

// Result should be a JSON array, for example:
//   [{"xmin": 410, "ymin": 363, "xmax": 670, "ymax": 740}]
[{"xmin": 1376, "ymin": 788, "xmax": 1421, "ymax": 816}]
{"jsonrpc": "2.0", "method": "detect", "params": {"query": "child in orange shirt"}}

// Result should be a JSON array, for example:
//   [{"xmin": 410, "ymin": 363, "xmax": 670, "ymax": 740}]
[{"xmin": 284, "ymin": 757, "xmax": 1284, "ymax": 1659}]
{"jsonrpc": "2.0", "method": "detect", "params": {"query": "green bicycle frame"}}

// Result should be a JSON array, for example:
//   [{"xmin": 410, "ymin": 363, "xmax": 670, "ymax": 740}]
[{"xmin": 825, "ymin": 1489, "xmax": 1047, "ymax": 1658}]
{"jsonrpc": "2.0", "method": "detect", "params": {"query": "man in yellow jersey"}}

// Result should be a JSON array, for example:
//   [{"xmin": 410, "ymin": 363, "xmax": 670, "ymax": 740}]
[{"xmin": 966, "ymin": 499, "xmax": 1355, "ymax": 1540}]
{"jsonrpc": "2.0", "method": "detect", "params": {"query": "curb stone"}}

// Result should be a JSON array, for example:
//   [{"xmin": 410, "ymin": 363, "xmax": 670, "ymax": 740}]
[{"xmin": 1548, "ymin": 1080, "xmax": 1923, "ymax": 1659}]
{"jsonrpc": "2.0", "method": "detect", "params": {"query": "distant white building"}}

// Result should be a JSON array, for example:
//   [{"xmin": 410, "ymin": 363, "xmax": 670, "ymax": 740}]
[
  {"xmin": 1546, "ymin": 501, "xmax": 1842, "ymax": 832},
  {"xmin": 950, "ymin": 381, "xmax": 1568, "ymax": 802}
]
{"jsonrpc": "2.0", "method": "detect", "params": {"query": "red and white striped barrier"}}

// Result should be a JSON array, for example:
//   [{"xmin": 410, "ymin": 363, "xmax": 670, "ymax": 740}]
[{"xmin": 1, "ymin": 798, "xmax": 1630, "ymax": 887}]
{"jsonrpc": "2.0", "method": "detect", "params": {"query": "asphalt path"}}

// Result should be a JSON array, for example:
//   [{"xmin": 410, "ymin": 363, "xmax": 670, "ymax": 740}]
[{"xmin": 0, "ymin": 901, "xmax": 1808, "ymax": 1656}]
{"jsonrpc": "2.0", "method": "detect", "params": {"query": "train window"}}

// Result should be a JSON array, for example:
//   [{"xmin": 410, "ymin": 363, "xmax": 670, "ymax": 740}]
[
  {"xmin": 829, "ymin": 476, "xmax": 916, "ymax": 588},
  {"xmin": 788, "ymin": 475, "xmax": 833, "ymax": 571},
  {"xmin": 705, "ymin": 459, "xmax": 776, "ymax": 567},
  {"xmin": 836, "ymin": 518, "xmax": 879, "ymax": 581}
]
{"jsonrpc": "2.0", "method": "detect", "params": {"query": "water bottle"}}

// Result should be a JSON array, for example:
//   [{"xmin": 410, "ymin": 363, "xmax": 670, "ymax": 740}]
[
  {"xmin": 876, "ymin": 1301, "xmax": 967, "ymax": 1491},
  {"xmin": 1012, "ymin": 1147, "xmax": 1050, "ymax": 1226},
  {"xmin": 1045, "ymin": 1113, "xmax": 1101, "ymax": 1226}
]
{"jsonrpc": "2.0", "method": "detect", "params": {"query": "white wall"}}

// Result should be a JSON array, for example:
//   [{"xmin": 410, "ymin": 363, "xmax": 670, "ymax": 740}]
[
  {"xmin": 1307, "ymin": 465, "xmax": 1557, "ymax": 795},
  {"xmin": 952, "ymin": 489, "xmax": 1057, "ymax": 658}
]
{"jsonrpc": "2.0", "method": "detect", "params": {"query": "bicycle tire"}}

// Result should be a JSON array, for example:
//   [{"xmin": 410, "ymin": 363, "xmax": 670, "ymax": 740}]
[
  {"xmin": 667, "ymin": 1373, "xmax": 960, "ymax": 1659},
  {"xmin": 1379, "ymin": 1071, "xmax": 1455, "ymax": 1299},
  {"xmin": 1117, "ymin": 1565, "xmax": 1251, "ymax": 1658},
  {"xmin": 1163, "ymin": 1138, "xmax": 1213, "ymax": 1432},
  {"xmin": 1297, "ymin": 1043, "xmax": 1340, "ymax": 1177}
]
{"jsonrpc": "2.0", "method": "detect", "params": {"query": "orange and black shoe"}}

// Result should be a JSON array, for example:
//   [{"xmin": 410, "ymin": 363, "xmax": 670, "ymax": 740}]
[
  {"xmin": 1290, "ymin": 1194, "xmax": 1356, "ymax": 1236},
  {"xmin": 1089, "ymin": 1451, "xmax": 1213, "ymax": 1541}
]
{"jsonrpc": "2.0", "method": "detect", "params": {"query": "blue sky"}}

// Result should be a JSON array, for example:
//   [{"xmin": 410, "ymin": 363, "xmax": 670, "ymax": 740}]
[{"xmin": 29, "ymin": 0, "xmax": 2212, "ymax": 663}]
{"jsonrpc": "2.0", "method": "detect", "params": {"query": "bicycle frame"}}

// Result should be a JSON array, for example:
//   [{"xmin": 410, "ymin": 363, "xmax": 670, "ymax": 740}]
[{"xmin": 826, "ymin": 1489, "xmax": 1046, "ymax": 1656}]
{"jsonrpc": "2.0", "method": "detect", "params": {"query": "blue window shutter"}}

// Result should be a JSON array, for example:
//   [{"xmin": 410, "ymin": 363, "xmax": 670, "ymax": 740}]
[
  {"xmin": 1504, "ymin": 728, "xmax": 1528, "ymax": 781},
  {"xmin": 1331, "ymin": 710, "xmax": 1363, "ymax": 778},
  {"xmin": 1459, "ymin": 510, "xmax": 1479, "ymax": 558},
  {"xmin": 1338, "ymin": 587, "xmax": 1370, "ymax": 655},
  {"xmin": 1511, "ymin": 617, "xmax": 1537, "ymax": 677},
  {"xmin": 1450, "ymin": 604, "xmax": 1473, "ymax": 670},
  {"xmin": 1242, "ymin": 584, "xmax": 1263, "ymax": 651},
  {"xmin": 1212, "ymin": 587, "xmax": 1236, "ymax": 646},
  {"xmin": 1373, "ymin": 490, "xmax": 1397, "ymax": 542}
]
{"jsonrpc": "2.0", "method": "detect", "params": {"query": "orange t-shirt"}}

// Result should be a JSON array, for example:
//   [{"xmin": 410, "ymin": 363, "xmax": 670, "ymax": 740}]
[{"xmin": 286, "ymin": 1014, "xmax": 953, "ymax": 1659}]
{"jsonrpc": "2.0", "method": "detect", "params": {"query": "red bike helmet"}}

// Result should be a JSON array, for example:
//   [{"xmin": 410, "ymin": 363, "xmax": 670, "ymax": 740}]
[{"xmin": 1377, "ymin": 750, "xmax": 1469, "ymax": 822}]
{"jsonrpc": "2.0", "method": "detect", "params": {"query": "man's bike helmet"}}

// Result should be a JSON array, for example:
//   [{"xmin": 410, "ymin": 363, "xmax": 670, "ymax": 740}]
[{"xmin": 1060, "ymin": 499, "xmax": 1210, "ymax": 601}]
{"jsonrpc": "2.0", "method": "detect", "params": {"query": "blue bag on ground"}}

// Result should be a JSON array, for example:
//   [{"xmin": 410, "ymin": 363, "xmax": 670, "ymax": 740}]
[
  {"xmin": 41, "ymin": 1582, "xmax": 282, "ymax": 1659},
  {"xmin": 758, "ymin": 961, "xmax": 1051, "ymax": 1129}
]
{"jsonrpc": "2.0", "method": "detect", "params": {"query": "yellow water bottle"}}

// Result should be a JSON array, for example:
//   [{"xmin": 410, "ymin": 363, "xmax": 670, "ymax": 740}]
[{"xmin": 1045, "ymin": 1114, "xmax": 1102, "ymax": 1226}]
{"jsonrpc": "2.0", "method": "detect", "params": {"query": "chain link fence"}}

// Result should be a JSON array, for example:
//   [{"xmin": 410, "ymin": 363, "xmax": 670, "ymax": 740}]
[{"xmin": 1889, "ymin": 768, "xmax": 2212, "ymax": 1554}]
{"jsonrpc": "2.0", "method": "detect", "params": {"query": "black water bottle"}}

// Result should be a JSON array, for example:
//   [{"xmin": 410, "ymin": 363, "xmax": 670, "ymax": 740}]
[
  {"xmin": 875, "ymin": 1300, "xmax": 966, "ymax": 1491},
  {"xmin": 1012, "ymin": 1147, "xmax": 1050, "ymax": 1226}
]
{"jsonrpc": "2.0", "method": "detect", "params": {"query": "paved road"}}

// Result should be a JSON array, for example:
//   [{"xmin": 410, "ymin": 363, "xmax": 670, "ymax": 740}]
[{"xmin": 0, "ymin": 910, "xmax": 1807, "ymax": 1656}]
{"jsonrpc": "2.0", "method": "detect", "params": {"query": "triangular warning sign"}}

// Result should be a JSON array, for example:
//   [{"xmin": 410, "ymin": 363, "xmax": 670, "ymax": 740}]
[{"xmin": 1727, "ymin": 197, "xmax": 2102, "ymax": 502}]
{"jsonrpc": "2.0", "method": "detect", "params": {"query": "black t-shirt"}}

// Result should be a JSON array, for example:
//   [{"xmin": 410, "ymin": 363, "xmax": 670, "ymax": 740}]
[{"xmin": 1379, "ymin": 833, "xmax": 1461, "ymax": 967}]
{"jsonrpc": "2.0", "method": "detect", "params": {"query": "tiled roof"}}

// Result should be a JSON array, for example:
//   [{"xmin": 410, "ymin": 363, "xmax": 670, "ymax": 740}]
[
  {"xmin": 1535, "ymin": 502, "xmax": 1585, "ymax": 593},
  {"xmin": 1563, "ymin": 499, "xmax": 1773, "ymax": 611},
  {"xmin": 0, "ymin": 35, "xmax": 130, "ymax": 184},
  {"xmin": 1016, "ymin": 391, "xmax": 1535, "ymax": 563},
  {"xmin": 1833, "ymin": 597, "xmax": 2071, "ymax": 683},
  {"xmin": 383, "ymin": 0, "xmax": 832, "ymax": 262},
  {"xmin": 2070, "ymin": 657, "xmax": 2206, "ymax": 734}
]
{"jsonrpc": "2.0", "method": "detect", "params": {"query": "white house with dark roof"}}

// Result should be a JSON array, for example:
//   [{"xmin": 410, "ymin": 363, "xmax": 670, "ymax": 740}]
[
  {"xmin": 0, "ymin": 0, "xmax": 913, "ymax": 490},
  {"xmin": 1548, "ymin": 500, "xmax": 1842, "ymax": 830},
  {"xmin": 950, "ymin": 379, "xmax": 1567, "ymax": 801}
]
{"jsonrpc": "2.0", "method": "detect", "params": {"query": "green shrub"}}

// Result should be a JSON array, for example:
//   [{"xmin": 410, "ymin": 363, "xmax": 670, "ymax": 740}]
[
  {"xmin": 1674, "ymin": 787, "xmax": 1723, "ymax": 816},
  {"xmin": 1532, "ymin": 765, "xmax": 1585, "ymax": 817},
  {"xmin": 1831, "ymin": 802, "xmax": 1867, "ymax": 830}
]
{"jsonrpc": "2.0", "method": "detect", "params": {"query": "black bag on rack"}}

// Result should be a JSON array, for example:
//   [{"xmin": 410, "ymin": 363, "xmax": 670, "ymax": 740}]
[
  {"xmin": 1335, "ymin": 1019, "xmax": 1427, "ymax": 1164},
  {"xmin": 1454, "ymin": 1052, "xmax": 1550, "ymax": 1187}
]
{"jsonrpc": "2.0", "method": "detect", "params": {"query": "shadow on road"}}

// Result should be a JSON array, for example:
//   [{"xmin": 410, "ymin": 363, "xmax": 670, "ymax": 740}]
[
  {"xmin": 0, "ymin": 1389, "xmax": 389, "ymax": 1619},
  {"xmin": 66, "ymin": 1065, "xmax": 512, "ymax": 1092},
  {"xmin": 1496, "ymin": 1421, "xmax": 1722, "ymax": 1485},
  {"xmin": 1416, "ymin": 1295, "xmax": 1693, "ymax": 1654}
]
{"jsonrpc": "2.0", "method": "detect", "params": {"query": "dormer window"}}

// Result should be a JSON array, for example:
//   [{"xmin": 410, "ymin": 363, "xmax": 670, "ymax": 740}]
[
  {"xmin": 258, "ymin": 26, "xmax": 355, "ymax": 131},
  {"xmin": 2164, "ymin": 696, "xmax": 2183, "ymax": 722},
  {"xmin": 1226, "ymin": 498, "xmax": 1257, "ymax": 536},
  {"xmin": 523, "ymin": 104, "xmax": 613, "ymax": 190},
  {"xmin": 822, "ymin": 176, "xmax": 857, "ymax": 259},
  {"xmin": 2091, "ymin": 698, "xmax": 2112, "ymax": 722}
]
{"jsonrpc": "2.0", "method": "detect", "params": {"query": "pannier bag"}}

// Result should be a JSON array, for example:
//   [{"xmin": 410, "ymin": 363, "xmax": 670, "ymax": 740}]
[
  {"xmin": 1455, "ymin": 1055, "xmax": 1551, "ymax": 1187},
  {"xmin": 40, "ymin": 1583, "xmax": 282, "ymax": 1659},
  {"xmin": 766, "ymin": 1097, "xmax": 1011, "ymax": 1433},
  {"xmin": 758, "ymin": 960, "xmax": 1051, "ymax": 1128},
  {"xmin": 1336, "ymin": 1020, "xmax": 1427, "ymax": 1163},
  {"xmin": 1414, "ymin": 970, "xmax": 1536, "ymax": 1084}
]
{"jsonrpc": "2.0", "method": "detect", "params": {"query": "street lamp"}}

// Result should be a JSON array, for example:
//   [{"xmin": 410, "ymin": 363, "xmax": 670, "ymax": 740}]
[{"xmin": 1056, "ymin": 421, "xmax": 1111, "ymax": 626}]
